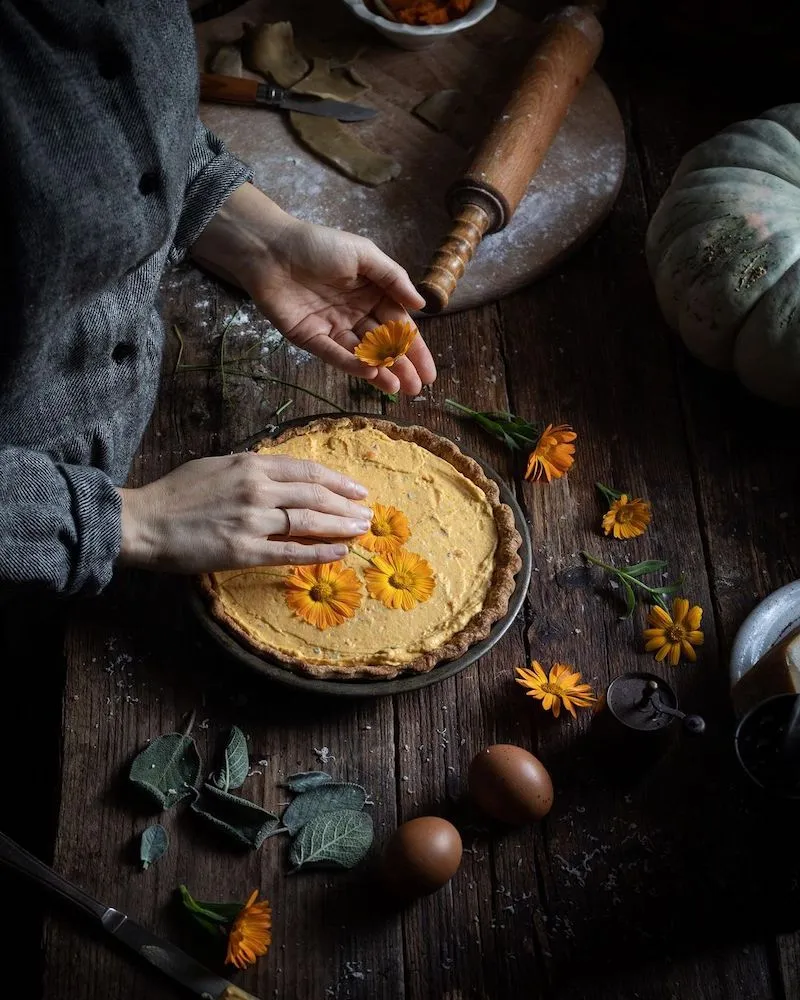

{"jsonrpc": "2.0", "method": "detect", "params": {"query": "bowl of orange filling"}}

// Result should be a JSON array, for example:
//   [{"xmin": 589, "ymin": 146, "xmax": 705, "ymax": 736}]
[{"xmin": 341, "ymin": 0, "xmax": 497, "ymax": 49}]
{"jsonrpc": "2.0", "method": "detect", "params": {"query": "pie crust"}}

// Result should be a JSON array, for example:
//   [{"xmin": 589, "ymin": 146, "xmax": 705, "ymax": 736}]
[{"xmin": 200, "ymin": 416, "xmax": 523, "ymax": 680}]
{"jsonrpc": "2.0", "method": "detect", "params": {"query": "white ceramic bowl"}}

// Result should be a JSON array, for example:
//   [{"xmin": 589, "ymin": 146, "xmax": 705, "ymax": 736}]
[{"xmin": 339, "ymin": 0, "xmax": 497, "ymax": 50}]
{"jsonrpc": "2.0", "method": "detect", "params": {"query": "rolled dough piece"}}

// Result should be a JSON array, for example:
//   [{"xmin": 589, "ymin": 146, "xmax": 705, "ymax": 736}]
[
  {"xmin": 413, "ymin": 89, "xmax": 462, "ymax": 131},
  {"xmin": 242, "ymin": 21, "xmax": 309, "ymax": 87},
  {"xmin": 293, "ymin": 58, "xmax": 369, "ymax": 102},
  {"xmin": 289, "ymin": 112, "xmax": 401, "ymax": 186},
  {"xmin": 209, "ymin": 42, "xmax": 243, "ymax": 76}
]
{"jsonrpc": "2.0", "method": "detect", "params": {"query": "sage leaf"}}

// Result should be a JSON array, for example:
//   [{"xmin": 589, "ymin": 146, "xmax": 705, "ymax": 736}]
[
  {"xmin": 139, "ymin": 824, "xmax": 169, "ymax": 870},
  {"xmin": 212, "ymin": 726, "xmax": 249, "ymax": 792},
  {"xmin": 289, "ymin": 809, "xmax": 373, "ymax": 871},
  {"xmin": 191, "ymin": 783, "xmax": 280, "ymax": 849},
  {"xmin": 282, "ymin": 782, "xmax": 367, "ymax": 835},
  {"xmin": 129, "ymin": 725, "xmax": 201, "ymax": 810},
  {"xmin": 283, "ymin": 771, "xmax": 333, "ymax": 794}
]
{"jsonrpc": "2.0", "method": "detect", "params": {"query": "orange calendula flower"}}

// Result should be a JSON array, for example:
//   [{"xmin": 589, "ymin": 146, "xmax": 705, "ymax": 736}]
[
  {"xmin": 515, "ymin": 661, "xmax": 596, "ymax": 719},
  {"xmin": 354, "ymin": 321, "xmax": 417, "ymax": 368},
  {"xmin": 357, "ymin": 503, "xmax": 411, "ymax": 554},
  {"xmin": 524, "ymin": 423, "xmax": 577, "ymax": 482},
  {"xmin": 643, "ymin": 598, "xmax": 704, "ymax": 666},
  {"xmin": 285, "ymin": 561, "xmax": 362, "ymax": 630},
  {"xmin": 225, "ymin": 890, "xmax": 272, "ymax": 970},
  {"xmin": 364, "ymin": 550, "xmax": 435, "ymax": 610},
  {"xmin": 602, "ymin": 495, "xmax": 652, "ymax": 539}
]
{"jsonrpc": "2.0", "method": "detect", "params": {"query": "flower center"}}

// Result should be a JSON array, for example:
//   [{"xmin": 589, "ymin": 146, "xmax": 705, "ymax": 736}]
[
  {"xmin": 666, "ymin": 623, "xmax": 687, "ymax": 642},
  {"xmin": 389, "ymin": 571, "xmax": 414, "ymax": 590},
  {"xmin": 310, "ymin": 582, "xmax": 334, "ymax": 602},
  {"xmin": 616, "ymin": 506, "xmax": 634, "ymax": 523},
  {"xmin": 542, "ymin": 682, "xmax": 564, "ymax": 696},
  {"xmin": 371, "ymin": 518, "xmax": 392, "ymax": 537}
]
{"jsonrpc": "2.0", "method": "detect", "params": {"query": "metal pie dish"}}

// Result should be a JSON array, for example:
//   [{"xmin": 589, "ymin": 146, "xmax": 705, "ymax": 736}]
[{"xmin": 188, "ymin": 412, "xmax": 532, "ymax": 698}]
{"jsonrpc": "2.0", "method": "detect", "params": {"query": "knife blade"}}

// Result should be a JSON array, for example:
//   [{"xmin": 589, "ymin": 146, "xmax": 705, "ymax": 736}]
[
  {"xmin": 199, "ymin": 73, "xmax": 377, "ymax": 122},
  {"xmin": 0, "ymin": 829, "xmax": 258, "ymax": 1000}
]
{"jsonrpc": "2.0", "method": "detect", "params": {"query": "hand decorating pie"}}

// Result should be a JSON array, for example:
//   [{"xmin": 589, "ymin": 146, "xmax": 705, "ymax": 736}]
[{"xmin": 200, "ymin": 416, "xmax": 522, "ymax": 680}]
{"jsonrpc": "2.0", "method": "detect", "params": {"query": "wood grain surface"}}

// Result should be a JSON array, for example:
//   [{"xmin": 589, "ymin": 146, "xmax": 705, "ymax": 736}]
[
  {"xmin": 3, "ymin": 3, "xmax": 800, "ymax": 1000},
  {"xmin": 194, "ymin": 0, "xmax": 625, "ymax": 314}
]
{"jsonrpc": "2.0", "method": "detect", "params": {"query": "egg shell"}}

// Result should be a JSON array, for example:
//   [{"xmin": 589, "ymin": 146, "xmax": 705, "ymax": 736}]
[
  {"xmin": 468, "ymin": 744, "xmax": 553, "ymax": 825},
  {"xmin": 382, "ymin": 816, "xmax": 462, "ymax": 898}
]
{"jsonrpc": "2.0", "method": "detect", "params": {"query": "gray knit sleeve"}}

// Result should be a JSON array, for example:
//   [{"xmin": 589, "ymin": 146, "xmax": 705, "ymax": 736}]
[
  {"xmin": 0, "ymin": 448, "xmax": 122, "ymax": 596},
  {"xmin": 168, "ymin": 119, "xmax": 253, "ymax": 264}
]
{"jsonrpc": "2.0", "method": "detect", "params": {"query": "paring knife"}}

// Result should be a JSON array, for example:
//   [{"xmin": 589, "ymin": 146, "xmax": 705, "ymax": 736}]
[
  {"xmin": 0, "ymin": 829, "xmax": 258, "ymax": 1000},
  {"xmin": 199, "ymin": 73, "xmax": 377, "ymax": 122}
]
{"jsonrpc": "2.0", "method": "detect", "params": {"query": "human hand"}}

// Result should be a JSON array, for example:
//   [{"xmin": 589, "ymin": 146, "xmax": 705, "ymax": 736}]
[
  {"xmin": 244, "ymin": 218, "xmax": 438, "ymax": 396},
  {"xmin": 117, "ymin": 453, "xmax": 373, "ymax": 573}
]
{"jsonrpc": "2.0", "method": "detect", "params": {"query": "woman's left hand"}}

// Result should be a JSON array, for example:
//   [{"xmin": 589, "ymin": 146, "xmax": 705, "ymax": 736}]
[{"xmin": 246, "ymin": 217, "xmax": 437, "ymax": 395}]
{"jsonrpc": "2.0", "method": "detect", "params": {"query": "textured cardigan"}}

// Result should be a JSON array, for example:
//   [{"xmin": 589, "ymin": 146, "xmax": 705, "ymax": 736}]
[{"xmin": 0, "ymin": 0, "xmax": 251, "ymax": 596}]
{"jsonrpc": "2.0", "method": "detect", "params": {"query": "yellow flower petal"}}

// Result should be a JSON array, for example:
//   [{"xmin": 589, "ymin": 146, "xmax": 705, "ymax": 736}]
[
  {"xmin": 354, "ymin": 321, "xmax": 418, "ymax": 368},
  {"xmin": 672, "ymin": 598, "xmax": 689, "ymax": 625},
  {"xmin": 681, "ymin": 640, "xmax": 697, "ymax": 662},
  {"xmin": 648, "ymin": 605, "xmax": 672, "ymax": 628},
  {"xmin": 686, "ymin": 606, "xmax": 703, "ymax": 630}
]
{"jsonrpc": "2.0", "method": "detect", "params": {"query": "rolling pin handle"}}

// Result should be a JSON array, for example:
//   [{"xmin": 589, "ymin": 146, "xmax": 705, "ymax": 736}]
[{"xmin": 417, "ymin": 203, "xmax": 493, "ymax": 314}]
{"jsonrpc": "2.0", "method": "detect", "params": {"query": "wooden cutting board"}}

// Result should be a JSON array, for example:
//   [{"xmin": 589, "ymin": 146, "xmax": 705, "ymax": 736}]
[{"xmin": 194, "ymin": 1, "xmax": 625, "ymax": 314}]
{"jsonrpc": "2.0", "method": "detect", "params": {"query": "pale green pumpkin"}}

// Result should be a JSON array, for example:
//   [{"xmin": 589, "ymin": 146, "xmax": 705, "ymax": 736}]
[{"xmin": 646, "ymin": 104, "xmax": 800, "ymax": 406}]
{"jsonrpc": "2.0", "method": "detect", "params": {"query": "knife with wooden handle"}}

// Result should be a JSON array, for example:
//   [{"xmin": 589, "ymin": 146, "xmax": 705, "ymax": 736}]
[
  {"xmin": 199, "ymin": 72, "xmax": 378, "ymax": 122},
  {"xmin": 0, "ymin": 829, "xmax": 260, "ymax": 1000}
]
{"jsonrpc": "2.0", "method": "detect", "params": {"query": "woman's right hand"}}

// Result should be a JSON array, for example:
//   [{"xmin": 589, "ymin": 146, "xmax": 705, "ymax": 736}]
[{"xmin": 116, "ymin": 453, "xmax": 372, "ymax": 573}]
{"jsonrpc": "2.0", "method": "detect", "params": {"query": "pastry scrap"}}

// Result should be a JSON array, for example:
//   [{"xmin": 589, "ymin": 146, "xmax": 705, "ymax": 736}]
[
  {"xmin": 289, "ymin": 113, "xmax": 401, "ymax": 187},
  {"xmin": 242, "ymin": 21, "xmax": 309, "ymax": 88},
  {"xmin": 209, "ymin": 42, "xmax": 244, "ymax": 77},
  {"xmin": 292, "ymin": 58, "xmax": 369, "ymax": 103}
]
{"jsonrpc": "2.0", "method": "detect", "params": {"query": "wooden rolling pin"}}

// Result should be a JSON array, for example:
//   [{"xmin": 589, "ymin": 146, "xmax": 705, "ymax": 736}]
[{"xmin": 418, "ymin": 5, "xmax": 604, "ymax": 313}]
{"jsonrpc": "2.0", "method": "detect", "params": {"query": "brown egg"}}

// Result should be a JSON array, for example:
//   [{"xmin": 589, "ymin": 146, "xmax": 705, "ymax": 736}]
[
  {"xmin": 382, "ymin": 816, "xmax": 462, "ymax": 899},
  {"xmin": 469, "ymin": 744, "xmax": 554, "ymax": 825}
]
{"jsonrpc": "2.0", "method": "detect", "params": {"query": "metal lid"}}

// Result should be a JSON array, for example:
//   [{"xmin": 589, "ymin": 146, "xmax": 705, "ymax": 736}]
[{"xmin": 606, "ymin": 672, "xmax": 677, "ymax": 733}]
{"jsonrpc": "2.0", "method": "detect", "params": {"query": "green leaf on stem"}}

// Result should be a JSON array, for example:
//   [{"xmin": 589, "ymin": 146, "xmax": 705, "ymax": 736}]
[{"xmin": 129, "ymin": 712, "xmax": 201, "ymax": 810}]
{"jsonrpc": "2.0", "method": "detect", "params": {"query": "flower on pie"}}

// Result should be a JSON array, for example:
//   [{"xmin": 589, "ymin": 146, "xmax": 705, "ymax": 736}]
[
  {"xmin": 357, "ymin": 503, "xmax": 411, "ymax": 554},
  {"xmin": 225, "ymin": 890, "xmax": 272, "ymax": 970},
  {"xmin": 354, "ymin": 321, "xmax": 418, "ymax": 368},
  {"xmin": 602, "ymin": 494, "xmax": 651, "ymax": 539},
  {"xmin": 285, "ymin": 561, "xmax": 362, "ymax": 630},
  {"xmin": 524, "ymin": 423, "xmax": 577, "ymax": 482},
  {"xmin": 515, "ymin": 661, "xmax": 596, "ymax": 719},
  {"xmin": 643, "ymin": 598, "xmax": 704, "ymax": 666},
  {"xmin": 364, "ymin": 550, "xmax": 435, "ymax": 610}
]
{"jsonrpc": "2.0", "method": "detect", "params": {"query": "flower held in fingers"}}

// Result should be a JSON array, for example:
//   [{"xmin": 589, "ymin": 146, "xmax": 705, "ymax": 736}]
[
  {"xmin": 515, "ymin": 661, "xmax": 596, "ymax": 719},
  {"xmin": 354, "ymin": 321, "xmax": 418, "ymax": 368},
  {"xmin": 525, "ymin": 424, "xmax": 577, "ymax": 482},
  {"xmin": 643, "ymin": 598, "xmax": 704, "ymax": 666},
  {"xmin": 285, "ymin": 561, "xmax": 362, "ymax": 629},
  {"xmin": 364, "ymin": 550, "xmax": 435, "ymax": 610},
  {"xmin": 357, "ymin": 503, "xmax": 411, "ymax": 554}
]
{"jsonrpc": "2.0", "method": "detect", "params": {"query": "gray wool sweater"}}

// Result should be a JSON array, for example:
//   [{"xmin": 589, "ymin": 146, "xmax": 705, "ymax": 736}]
[{"xmin": 0, "ymin": 1, "xmax": 252, "ymax": 596}]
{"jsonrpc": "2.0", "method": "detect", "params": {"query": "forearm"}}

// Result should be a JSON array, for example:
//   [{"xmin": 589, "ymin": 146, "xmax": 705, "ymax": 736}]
[{"xmin": 189, "ymin": 182, "xmax": 295, "ymax": 294}]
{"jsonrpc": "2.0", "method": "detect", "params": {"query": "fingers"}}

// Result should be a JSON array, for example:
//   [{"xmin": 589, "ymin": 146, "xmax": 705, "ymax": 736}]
[
  {"xmin": 358, "ymin": 244, "xmax": 426, "ymax": 312},
  {"xmin": 259, "ymin": 540, "xmax": 349, "ymax": 565},
  {"xmin": 272, "ymin": 482, "xmax": 372, "ymax": 522},
  {"xmin": 281, "ymin": 508, "xmax": 371, "ymax": 539},
  {"xmin": 264, "ymin": 457, "xmax": 368, "ymax": 500},
  {"xmin": 404, "ymin": 330, "xmax": 437, "ymax": 386},
  {"xmin": 303, "ymin": 331, "xmax": 381, "ymax": 383}
]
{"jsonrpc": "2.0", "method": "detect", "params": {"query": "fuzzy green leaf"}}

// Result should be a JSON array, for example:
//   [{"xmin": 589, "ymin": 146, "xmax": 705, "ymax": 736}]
[
  {"xmin": 289, "ymin": 809, "xmax": 373, "ymax": 871},
  {"xmin": 129, "ymin": 724, "xmax": 201, "ymax": 810},
  {"xmin": 139, "ymin": 824, "xmax": 169, "ymax": 870},
  {"xmin": 283, "ymin": 771, "xmax": 334, "ymax": 794},
  {"xmin": 445, "ymin": 399, "xmax": 541, "ymax": 451},
  {"xmin": 282, "ymin": 783, "xmax": 367, "ymax": 835},
  {"xmin": 212, "ymin": 726, "xmax": 249, "ymax": 792},
  {"xmin": 191, "ymin": 784, "xmax": 280, "ymax": 849}
]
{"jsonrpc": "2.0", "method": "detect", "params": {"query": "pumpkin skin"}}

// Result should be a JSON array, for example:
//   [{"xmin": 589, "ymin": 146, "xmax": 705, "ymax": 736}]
[{"xmin": 645, "ymin": 104, "xmax": 800, "ymax": 406}]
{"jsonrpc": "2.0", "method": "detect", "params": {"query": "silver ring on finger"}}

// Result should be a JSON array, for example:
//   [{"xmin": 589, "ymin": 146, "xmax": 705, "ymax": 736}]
[{"xmin": 276, "ymin": 507, "xmax": 292, "ymax": 537}]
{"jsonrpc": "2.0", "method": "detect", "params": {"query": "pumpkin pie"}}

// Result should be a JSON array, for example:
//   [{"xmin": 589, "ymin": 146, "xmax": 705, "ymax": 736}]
[{"xmin": 200, "ymin": 416, "xmax": 522, "ymax": 680}]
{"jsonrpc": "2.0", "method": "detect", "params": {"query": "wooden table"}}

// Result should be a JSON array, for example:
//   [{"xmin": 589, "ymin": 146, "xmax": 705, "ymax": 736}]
[{"xmin": 3, "ymin": 4, "xmax": 800, "ymax": 999}]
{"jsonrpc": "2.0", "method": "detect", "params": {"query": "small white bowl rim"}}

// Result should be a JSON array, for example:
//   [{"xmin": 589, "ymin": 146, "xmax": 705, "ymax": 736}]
[
  {"xmin": 729, "ymin": 578, "xmax": 800, "ymax": 686},
  {"xmin": 340, "ymin": 0, "xmax": 497, "ymax": 36}
]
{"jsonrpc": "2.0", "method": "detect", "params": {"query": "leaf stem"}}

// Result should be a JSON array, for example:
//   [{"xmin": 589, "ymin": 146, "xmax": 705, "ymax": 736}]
[{"xmin": 582, "ymin": 551, "xmax": 672, "ymax": 614}]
